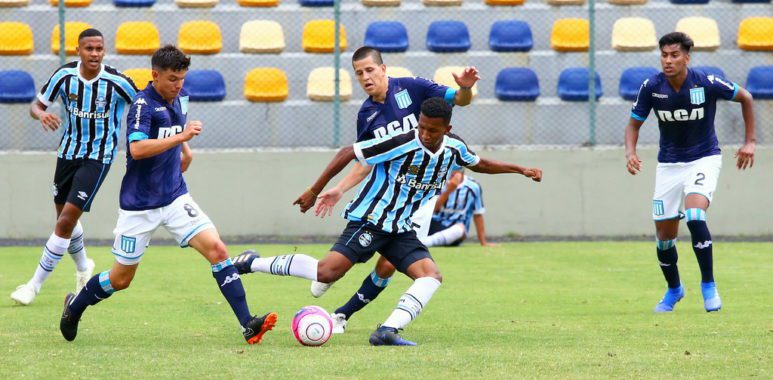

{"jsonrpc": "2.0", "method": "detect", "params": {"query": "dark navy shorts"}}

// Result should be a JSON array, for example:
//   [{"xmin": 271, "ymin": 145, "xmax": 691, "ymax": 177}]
[
  {"xmin": 53, "ymin": 158, "xmax": 110, "ymax": 212},
  {"xmin": 331, "ymin": 221, "xmax": 433, "ymax": 273}
]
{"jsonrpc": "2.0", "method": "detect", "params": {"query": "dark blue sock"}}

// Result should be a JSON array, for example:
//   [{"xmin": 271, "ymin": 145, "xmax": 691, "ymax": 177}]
[
  {"xmin": 656, "ymin": 239, "xmax": 681, "ymax": 289},
  {"xmin": 212, "ymin": 259, "xmax": 251, "ymax": 327},
  {"xmin": 69, "ymin": 271, "xmax": 114, "ymax": 316},
  {"xmin": 687, "ymin": 219, "xmax": 714, "ymax": 283},
  {"xmin": 335, "ymin": 271, "xmax": 391, "ymax": 319}
]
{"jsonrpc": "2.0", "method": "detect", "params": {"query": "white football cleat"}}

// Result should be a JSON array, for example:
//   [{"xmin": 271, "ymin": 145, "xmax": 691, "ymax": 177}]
[
  {"xmin": 310, "ymin": 280, "xmax": 334, "ymax": 298},
  {"xmin": 75, "ymin": 258, "xmax": 95, "ymax": 295},
  {"xmin": 11, "ymin": 283, "xmax": 38, "ymax": 305},
  {"xmin": 331, "ymin": 313, "xmax": 347, "ymax": 334}
]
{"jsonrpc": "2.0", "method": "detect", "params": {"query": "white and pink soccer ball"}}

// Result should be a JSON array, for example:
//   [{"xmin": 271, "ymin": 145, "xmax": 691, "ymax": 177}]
[{"xmin": 291, "ymin": 305, "xmax": 333, "ymax": 346}]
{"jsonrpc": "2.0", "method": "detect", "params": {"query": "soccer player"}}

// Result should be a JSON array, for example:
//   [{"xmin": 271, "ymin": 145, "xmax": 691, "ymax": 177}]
[
  {"xmin": 422, "ymin": 169, "xmax": 494, "ymax": 247},
  {"xmin": 236, "ymin": 98, "xmax": 542, "ymax": 345},
  {"xmin": 291, "ymin": 46, "xmax": 480, "ymax": 333},
  {"xmin": 59, "ymin": 45, "xmax": 277, "ymax": 344},
  {"xmin": 625, "ymin": 32, "xmax": 755, "ymax": 313},
  {"xmin": 11, "ymin": 29, "xmax": 138, "ymax": 305}
]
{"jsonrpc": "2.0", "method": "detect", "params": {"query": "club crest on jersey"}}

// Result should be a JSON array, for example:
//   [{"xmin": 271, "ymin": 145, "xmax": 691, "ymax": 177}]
[
  {"xmin": 408, "ymin": 165, "xmax": 420, "ymax": 175},
  {"xmin": 394, "ymin": 89, "xmax": 412, "ymax": 109},
  {"xmin": 689, "ymin": 87, "xmax": 705, "ymax": 105},
  {"xmin": 358, "ymin": 231, "xmax": 373, "ymax": 247},
  {"xmin": 95, "ymin": 96, "xmax": 106, "ymax": 108}
]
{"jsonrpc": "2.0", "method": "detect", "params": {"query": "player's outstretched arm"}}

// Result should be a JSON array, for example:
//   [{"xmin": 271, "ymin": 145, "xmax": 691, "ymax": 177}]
[
  {"xmin": 473, "ymin": 214, "xmax": 496, "ymax": 247},
  {"xmin": 625, "ymin": 118, "xmax": 644, "ymax": 175},
  {"xmin": 433, "ymin": 172, "xmax": 463, "ymax": 213},
  {"xmin": 469, "ymin": 158, "xmax": 542, "ymax": 182},
  {"xmin": 29, "ymin": 100, "xmax": 61, "ymax": 132},
  {"xmin": 733, "ymin": 87, "xmax": 755, "ymax": 170},
  {"xmin": 315, "ymin": 162, "xmax": 373, "ymax": 218},
  {"xmin": 130, "ymin": 121, "xmax": 201, "ymax": 160},
  {"xmin": 294, "ymin": 146, "xmax": 357, "ymax": 213},
  {"xmin": 452, "ymin": 66, "xmax": 480, "ymax": 106}
]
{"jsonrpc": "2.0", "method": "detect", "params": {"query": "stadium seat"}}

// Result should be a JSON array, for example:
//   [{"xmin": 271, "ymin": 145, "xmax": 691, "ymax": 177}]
[
  {"xmin": 113, "ymin": 0, "xmax": 155, "ymax": 6},
  {"xmin": 385, "ymin": 66, "xmax": 414, "ymax": 78},
  {"xmin": 122, "ymin": 68, "xmax": 152, "ymax": 90},
  {"xmin": 364, "ymin": 21, "xmax": 409, "ymax": 53},
  {"xmin": 422, "ymin": 0, "xmax": 461, "ymax": 5},
  {"xmin": 495, "ymin": 68, "xmax": 539, "ymax": 101},
  {"xmin": 302, "ymin": 20, "xmax": 347, "ymax": 53},
  {"xmin": 737, "ymin": 17, "xmax": 773, "ymax": 51},
  {"xmin": 693, "ymin": 66, "xmax": 726, "ymax": 79},
  {"xmin": 182, "ymin": 70, "xmax": 226, "ymax": 102},
  {"xmin": 746, "ymin": 66, "xmax": 773, "ymax": 100},
  {"xmin": 362, "ymin": 0, "xmax": 399, "ymax": 5},
  {"xmin": 49, "ymin": 0, "xmax": 92, "ymax": 7},
  {"xmin": 116, "ymin": 22, "xmax": 160, "ymax": 55},
  {"xmin": 547, "ymin": 0, "xmax": 585, "ymax": 5},
  {"xmin": 426, "ymin": 21, "xmax": 470, "ymax": 53},
  {"xmin": 489, "ymin": 20, "xmax": 532, "ymax": 52},
  {"xmin": 732, "ymin": 0, "xmax": 769, "ymax": 3},
  {"xmin": 433, "ymin": 66, "xmax": 478, "ymax": 97},
  {"xmin": 178, "ymin": 21, "xmax": 222, "ymax": 55},
  {"xmin": 551, "ymin": 19, "xmax": 589, "ymax": 52},
  {"xmin": 244, "ymin": 68, "xmax": 288, "ymax": 102},
  {"xmin": 237, "ymin": 0, "xmax": 278, "ymax": 5},
  {"xmin": 300, "ymin": 0, "xmax": 332, "ymax": 5},
  {"xmin": 611, "ymin": 17, "xmax": 657, "ymax": 52},
  {"xmin": 484, "ymin": 0, "xmax": 524, "ymax": 6},
  {"xmin": 175, "ymin": 0, "xmax": 218, "ymax": 7},
  {"xmin": 675, "ymin": 17, "xmax": 720, "ymax": 51},
  {"xmin": 0, "ymin": 0, "xmax": 29, "ymax": 6},
  {"xmin": 669, "ymin": 0, "xmax": 708, "ymax": 4},
  {"xmin": 608, "ymin": 0, "xmax": 646, "ymax": 4},
  {"xmin": 240, "ymin": 21, "xmax": 284, "ymax": 54},
  {"xmin": 307, "ymin": 67, "xmax": 352, "ymax": 101},
  {"xmin": 0, "ymin": 22, "xmax": 33, "ymax": 55},
  {"xmin": 557, "ymin": 67, "xmax": 602, "ymax": 101},
  {"xmin": 51, "ymin": 22, "xmax": 92, "ymax": 55},
  {"xmin": 0, "ymin": 70, "xmax": 35, "ymax": 103},
  {"xmin": 618, "ymin": 67, "xmax": 659, "ymax": 101}
]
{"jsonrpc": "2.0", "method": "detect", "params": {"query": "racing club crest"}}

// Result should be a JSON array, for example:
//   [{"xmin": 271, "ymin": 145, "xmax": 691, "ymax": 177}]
[{"xmin": 689, "ymin": 87, "xmax": 705, "ymax": 105}]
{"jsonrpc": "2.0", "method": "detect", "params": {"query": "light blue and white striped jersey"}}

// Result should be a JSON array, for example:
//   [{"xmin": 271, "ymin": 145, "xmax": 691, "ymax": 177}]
[
  {"xmin": 37, "ymin": 61, "xmax": 137, "ymax": 163},
  {"xmin": 432, "ymin": 175, "xmax": 485, "ymax": 233},
  {"xmin": 347, "ymin": 129, "xmax": 480, "ymax": 233}
]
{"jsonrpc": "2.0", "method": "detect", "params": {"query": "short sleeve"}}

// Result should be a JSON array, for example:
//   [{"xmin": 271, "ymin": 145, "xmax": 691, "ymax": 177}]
[
  {"xmin": 706, "ymin": 74, "xmax": 738, "ymax": 101},
  {"xmin": 630, "ymin": 77, "xmax": 653, "ymax": 121},
  {"xmin": 126, "ymin": 96, "xmax": 152, "ymax": 142},
  {"xmin": 451, "ymin": 139, "xmax": 480, "ymax": 168},
  {"xmin": 115, "ymin": 76, "xmax": 138, "ymax": 104},
  {"xmin": 37, "ymin": 69, "xmax": 67, "ymax": 107},
  {"xmin": 353, "ymin": 130, "xmax": 416, "ymax": 167},
  {"xmin": 412, "ymin": 76, "xmax": 455, "ymax": 105}
]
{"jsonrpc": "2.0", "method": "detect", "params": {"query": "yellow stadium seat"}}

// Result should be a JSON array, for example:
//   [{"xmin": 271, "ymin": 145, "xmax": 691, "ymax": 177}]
[
  {"xmin": 175, "ymin": 0, "xmax": 218, "ymax": 7},
  {"xmin": 433, "ymin": 66, "xmax": 478, "ymax": 98},
  {"xmin": 422, "ymin": 0, "xmax": 461, "ymax": 5},
  {"xmin": 237, "ymin": 0, "xmax": 278, "ymax": 6},
  {"xmin": 0, "ymin": 22, "xmax": 33, "ymax": 55},
  {"xmin": 608, "ymin": 0, "xmax": 646, "ymax": 4},
  {"xmin": 485, "ymin": 0, "xmax": 524, "ymax": 5},
  {"xmin": 51, "ymin": 22, "xmax": 92, "ymax": 56},
  {"xmin": 178, "ymin": 21, "xmax": 222, "ymax": 55},
  {"xmin": 551, "ymin": 19, "xmax": 589, "ymax": 52},
  {"xmin": 302, "ymin": 20, "xmax": 347, "ymax": 53},
  {"xmin": 0, "ymin": 0, "xmax": 30, "ymax": 7},
  {"xmin": 244, "ymin": 68, "xmax": 288, "ymax": 102},
  {"xmin": 116, "ymin": 22, "xmax": 160, "ymax": 55},
  {"xmin": 737, "ymin": 17, "xmax": 773, "ymax": 51},
  {"xmin": 240, "ymin": 21, "xmax": 284, "ymax": 54},
  {"xmin": 611, "ymin": 17, "xmax": 657, "ymax": 52},
  {"xmin": 362, "ymin": 0, "xmax": 399, "ymax": 6},
  {"xmin": 307, "ymin": 67, "xmax": 352, "ymax": 101},
  {"xmin": 123, "ymin": 68, "xmax": 153, "ymax": 89},
  {"xmin": 49, "ymin": 0, "xmax": 92, "ymax": 7},
  {"xmin": 675, "ymin": 17, "xmax": 720, "ymax": 51},
  {"xmin": 547, "ymin": 0, "xmax": 584, "ymax": 5},
  {"xmin": 385, "ymin": 66, "xmax": 414, "ymax": 78}
]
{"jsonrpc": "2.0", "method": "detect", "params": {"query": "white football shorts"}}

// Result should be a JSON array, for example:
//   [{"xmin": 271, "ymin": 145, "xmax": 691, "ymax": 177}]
[
  {"xmin": 411, "ymin": 195, "xmax": 438, "ymax": 241},
  {"xmin": 112, "ymin": 193, "xmax": 215, "ymax": 265},
  {"xmin": 652, "ymin": 154, "xmax": 722, "ymax": 221}
]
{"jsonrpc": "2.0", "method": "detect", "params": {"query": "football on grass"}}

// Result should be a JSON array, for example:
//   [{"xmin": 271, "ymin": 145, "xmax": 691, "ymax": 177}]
[{"xmin": 292, "ymin": 305, "xmax": 333, "ymax": 346}]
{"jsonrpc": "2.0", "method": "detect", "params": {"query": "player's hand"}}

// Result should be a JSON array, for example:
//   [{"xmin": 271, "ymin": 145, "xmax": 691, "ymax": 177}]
[
  {"xmin": 315, "ymin": 187, "xmax": 343, "ymax": 218},
  {"xmin": 181, "ymin": 120, "xmax": 203, "ymax": 142},
  {"xmin": 523, "ymin": 168, "xmax": 542, "ymax": 182},
  {"xmin": 293, "ymin": 189, "xmax": 317, "ymax": 213},
  {"xmin": 626, "ymin": 153, "xmax": 642, "ymax": 175},
  {"xmin": 39, "ymin": 112, "xmax": 62, "ymax": 132},
  {"xmin": 481, "ymin": 242, "xmax": 499, "ymax": 247},
  {"xmin": 447, "ymin": 171, "xmax": 463, "ymax": 189},
  {"xmin": 452, "ymin": 66, "xmax": 480, "ymax": 89},
  {"xmin": 734, "ymin": 142, "xmax": 755, "ymax": 170}
]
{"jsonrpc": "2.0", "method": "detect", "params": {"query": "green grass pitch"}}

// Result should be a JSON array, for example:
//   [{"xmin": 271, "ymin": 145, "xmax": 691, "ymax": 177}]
[{"xmin": 1, "ymin": 242, "xmax": 771, "ymax": 378}]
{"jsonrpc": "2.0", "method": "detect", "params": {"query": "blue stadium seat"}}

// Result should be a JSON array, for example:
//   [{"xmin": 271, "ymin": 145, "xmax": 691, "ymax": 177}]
[
  {"xmin": 364, "ymin": 21, "xmax": 409, "ymax": 53},
  {"xmin": 113, "ymin": 0, "xmax": 155, "ymax": 6},
  {"xmin": 299, "ymin": 0, "xmax": 333, "ymax": 6},
  {"xmin": 557, "ymin": 67, "xmax": 602, "ymax": 101},
  {"xmin": 0, "ymin": 70, "xmax": 35, "ymax": 103},
  {"xmin": 619, "ymin": 67, "xmax": 659, "ymax": 101},
  {"xmin": 693, "ymin": 66, "xmax": 726, "ymax": 79},
  {"xmin": 426, "ymin": 21, "xmax": 470, "ymax": 53},
  {"xmin": 489, "ymin": 20, "xmax": 533, "ymax": 52},
  {"xmin": 495, "ymin": 68, "xmax": 539, "ymax": 101},
  {"xmin": 746, "ymin": 66, "xmax": 773, "ymax": 100},
  {"xmin": 182, "ymin": 70, "xmax": 226, "ymax": 101},
  {"xmin": 669, "ymin": 0, "xmax": 709, "ymax": 4}
]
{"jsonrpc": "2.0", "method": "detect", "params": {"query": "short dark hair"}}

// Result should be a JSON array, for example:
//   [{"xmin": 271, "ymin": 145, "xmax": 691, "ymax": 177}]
[
  {"xmin": 420, "ymin": 97, "xmax": 452, "ymax": 125},
  {"xmin": 659, "ymin": 32, "xmax": 694, "ymax": 53},
  {"xmin": 151, "ymin": 45, "xmax": 191, "ymax": 72},
  {"xmin": 352, "ymin": 46, "xmax": 383, "ymax": 65},
  {"xmin": 78, "ymin": 28, "xmax": 103, "ymax": 42}
]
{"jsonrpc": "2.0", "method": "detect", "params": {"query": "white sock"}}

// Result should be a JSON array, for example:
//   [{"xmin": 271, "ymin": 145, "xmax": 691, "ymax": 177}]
[
  {"xmin": 250, "ymin": 254, "xmax": 318, "ymax": 281},
  {"xmin": 29, "ymin": 233, "xmax": 71, "ymax": 292},
  {"xmin": 68, "ymin": 221, "xmax": 90, "ymax": 272},
  {"xmin": 383, "ymin": 277, "xmax": 441, "ymax": 330},
  {"xmin": 423, "ymin": 224, "xmax": 465, "ymax": 247}
]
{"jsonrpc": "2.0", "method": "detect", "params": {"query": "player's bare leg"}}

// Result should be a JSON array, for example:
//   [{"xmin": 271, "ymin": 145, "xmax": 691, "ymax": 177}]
[{"xmin": 684, "ymin": 194, "xmax": 721, "ymax": 311}]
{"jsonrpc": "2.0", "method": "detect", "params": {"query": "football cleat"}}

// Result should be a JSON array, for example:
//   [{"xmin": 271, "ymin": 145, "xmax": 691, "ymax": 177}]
[
  {"xmin": 243, "ymin": 312, "xmax": 278, "ymax": 344},
  {"xmin": 233, "ymin": 250, "xmax": 260, "ymax": 275},
  {"xmin": 75, "ymin": 259, "xmax": 95, "ymax": 295},
  {"xmin": 310, "ymin": 281, "xmax": 334, "ymax": 298},
  {"xmin": 368, "ymin": 325, "xmax": 416, "ymax": 346},
  {"xmin": 701, "ymin": 282, "xmax": 722, "ymax": 312},
  {"xmin": 331, "ymin": 313, "xmax": 347, "ymax": 334},
  {"xmin": 10, "ymin": 282, "xmax": 38, "ymax": 306},
  {"xmin": 60, "ymin": 292, "xmax": 80, "ymax": 341},
  {"xmin": 654, "ymin": 285, "xmax": 685, "ymax": 313}
]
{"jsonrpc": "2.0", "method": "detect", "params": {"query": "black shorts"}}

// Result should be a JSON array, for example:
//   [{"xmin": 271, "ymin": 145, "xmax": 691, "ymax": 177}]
[
  {"xmin": 428, "ymin": 219, "xmax": 465, "ymax": 247},
  {"xmin": 331, "ymin": 221, "xmax": 433, "ymax": 273},
  {"xmin": 53, "ymin": 158, "xmax": 110, "ymax": 212}
]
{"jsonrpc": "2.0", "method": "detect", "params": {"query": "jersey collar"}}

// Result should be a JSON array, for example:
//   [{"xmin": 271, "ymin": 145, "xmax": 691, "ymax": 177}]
[
  {"xmin": 76, "ymin": 61, "xmax": 104, "ymax": 85},
  {"xmin": 413, "ymin": 129, "xmax": 446, "ymax": 158}
]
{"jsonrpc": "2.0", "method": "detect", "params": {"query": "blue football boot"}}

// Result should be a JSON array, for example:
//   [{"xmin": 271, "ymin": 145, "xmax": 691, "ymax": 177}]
[
  {"xmin": 701, "ymin": 282, "xmax": 722, "ymax": 312},
  {"xmin": 654, "ymin": 285, "xmax": 685, "ymax": 313},
  {"xmin": 368, "ymin": 325, "xmax": 416, "ymax": 346}
]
